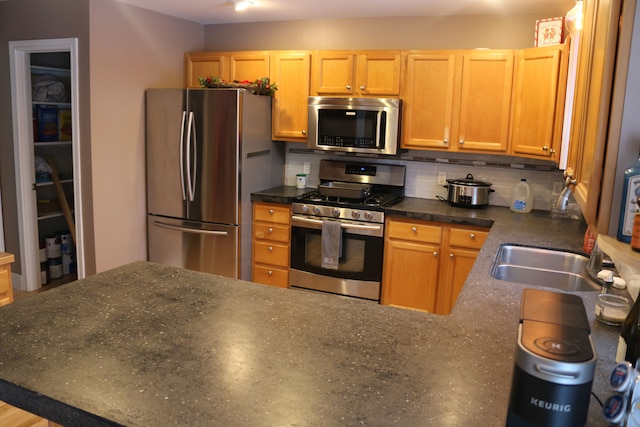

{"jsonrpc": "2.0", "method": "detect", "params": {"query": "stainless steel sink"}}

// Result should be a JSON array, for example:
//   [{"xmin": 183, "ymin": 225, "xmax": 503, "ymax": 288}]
[{"xmin": 490, "ymin": 244, "xmax": 600, "ymax": 292}]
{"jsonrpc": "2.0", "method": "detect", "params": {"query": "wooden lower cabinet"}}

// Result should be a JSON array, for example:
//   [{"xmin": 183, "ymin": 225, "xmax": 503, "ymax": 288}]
[
  {"xmin": 381, "ymin": 218, "xmax": 488, "ymax": 314},
  {"xmin": 252, "ymin": 202, "xmax": 291, "ymax": 288},
  {"xmin": 0, "ymin": 252, "xmax": 15, "ymax": 307}
]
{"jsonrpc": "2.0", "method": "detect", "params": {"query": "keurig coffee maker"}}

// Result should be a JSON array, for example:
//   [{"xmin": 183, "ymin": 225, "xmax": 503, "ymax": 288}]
[{"xmin": 506, "ymin": 289, "xmax": 597, "ymax": 427}]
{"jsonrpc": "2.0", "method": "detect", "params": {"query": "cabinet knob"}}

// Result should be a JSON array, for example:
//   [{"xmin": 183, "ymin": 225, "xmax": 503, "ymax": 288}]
[
  {"xmin": 268, "ymin": 270, "xmax": 273, "ymax": 276},
  {"xmin": 542, "ymin": 146, "xmax": 549, "ymax": 151},
  {"xmin": 302, "ymin": 130, "xmax": 306, "ymax": 135},
  {"xmin": 449, "ymin": 253, "xmax": 454, "ymax": 259},
  {"xmin": 268, "ymin": 227, "xmax": 273, "ymax": 233},
  {"xmin": 411, "ymin": 227, "xmax": 417, "ymax": 233},
  {"xmin": 268, "ymin": 209, "xmax": 274, "ymax": 215},
  {"xmin": 469, "ymin": 233, "xmax": 475, "ymax": 240},
  {"xmin": 459, "ymin": 139, "xmax": 465, "ymax": 145},
  {"xmin": 443, "ymin": 139, "xmax": 448, "ymax": 144},
  {"xmin": 268, "ymin": 246, "xmax": 273, "ymax": 252},
  {"xmin": 346, "ymin": 85, "xmax": 351, "ymax": 90},
  {"xmin": 360, "ymin": 85, "xmax": 365, "ymax": 90},
  {"xmin": 433, "ymin": 251, "xmax": 438, "ymax": 257}
]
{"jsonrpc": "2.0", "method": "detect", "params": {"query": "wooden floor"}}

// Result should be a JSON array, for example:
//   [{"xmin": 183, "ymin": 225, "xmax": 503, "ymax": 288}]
[{"xmin": 2, "ymin": 284, "xmax": 65, "ymax": 427}]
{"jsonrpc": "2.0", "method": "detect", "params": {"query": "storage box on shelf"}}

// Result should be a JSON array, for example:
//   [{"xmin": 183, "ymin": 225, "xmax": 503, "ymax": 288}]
[{"xmin": 252, "ymin": 202, "xmax": 291, "ymax": 288}]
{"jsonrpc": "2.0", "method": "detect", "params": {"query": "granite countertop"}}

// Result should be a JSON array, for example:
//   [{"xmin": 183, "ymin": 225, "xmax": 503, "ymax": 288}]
[{"xmin": 0, "ymin": 188, "xmax": 619, "ymax": 426}]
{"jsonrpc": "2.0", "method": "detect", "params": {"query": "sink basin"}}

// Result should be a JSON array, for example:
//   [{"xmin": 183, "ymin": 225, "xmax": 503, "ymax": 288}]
[{"xmin": 490, "ymin": 243, "xmax": 600, "ymax": 292}]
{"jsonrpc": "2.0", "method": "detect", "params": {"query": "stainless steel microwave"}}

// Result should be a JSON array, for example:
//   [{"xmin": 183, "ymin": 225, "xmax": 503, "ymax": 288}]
[{"xmin": 307, "ymin": 96, "xmax": 401, "ymax": 155}]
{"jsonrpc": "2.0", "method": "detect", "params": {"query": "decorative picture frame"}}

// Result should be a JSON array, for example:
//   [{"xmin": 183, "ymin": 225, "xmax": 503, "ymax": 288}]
[{"xmin": 535, "ymin": 17, "xmax": 565, "ymax": 47}]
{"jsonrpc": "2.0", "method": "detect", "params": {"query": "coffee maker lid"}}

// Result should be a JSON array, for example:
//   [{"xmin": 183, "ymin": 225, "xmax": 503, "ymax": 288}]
[{"xmin": 520, "ymin": 319, "xmax": 594, "ymax": 363}]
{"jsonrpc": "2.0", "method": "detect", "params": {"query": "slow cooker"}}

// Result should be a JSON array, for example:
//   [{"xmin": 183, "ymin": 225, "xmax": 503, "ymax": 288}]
[{"xmin": 444, "ymin": 173, "xmax": 494, "ymax": 208}]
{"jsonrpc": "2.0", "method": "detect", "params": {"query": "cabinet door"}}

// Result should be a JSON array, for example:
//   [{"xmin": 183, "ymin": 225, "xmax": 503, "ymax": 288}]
[
  {"xmin": 400, "ymin": 52, "xmax": 456, "ymax": 150},
  {"xmin": 184, "ymin": 53, "xmax": 229, "ymax": 88},
  {"xmin": 566, "ymin": 0, "xmax": 621, "ymax": 231},
  {"xmin": 311, "ymin": 52, "xmax": 356, "ymax": 95},
  {"xmin": 356, "ymin": 52, "xmax": 401, "ymax": 96},
  {"xmin": 436, "ymin": 247, "xmax": 478, "ymax": 315},
  {"xmin": 381, "ymin": 239, "xmax": 440, "ymax": 312},
  {"xmin": 511, "ymin": 45, "xmax": 566, "ymax": 160},
  {"xmin": 270, "ymin": 51, "xmax": 311, "ymax": 142},
  {"xmin": 456, "ymin": 51, "xmax": 514, "ymax": 153},
  {"xmin": 228, "ymin": 52, "xmax": 270, "ymax": 82}
]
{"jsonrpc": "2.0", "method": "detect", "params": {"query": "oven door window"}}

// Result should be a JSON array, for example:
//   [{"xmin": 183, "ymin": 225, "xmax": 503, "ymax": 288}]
[
  {"xmin": 290, "ymin": 225, "xmax": 383, "ymax": 281},
  {"xmin": 317, "ymin": 109, "xmax": 385, "ymax": 149}
]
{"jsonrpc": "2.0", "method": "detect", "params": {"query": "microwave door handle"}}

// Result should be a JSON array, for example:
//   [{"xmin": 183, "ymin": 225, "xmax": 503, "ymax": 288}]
[
  {"xmin": 376, "ymin": 110, "xmax": 383, "ymax": 147},
  {"xmin": 179, "ymin": 111, "xmax": 187, "ymax": 200},
  {"xmin": 291, "ymin": 215, "xmax": 382, "ymax": 232}
]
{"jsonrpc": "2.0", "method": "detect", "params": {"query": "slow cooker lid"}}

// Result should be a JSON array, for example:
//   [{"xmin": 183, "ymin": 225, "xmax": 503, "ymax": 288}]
[{"xmin": 446, "ymin": 173, "xmax": 492, "ymax": 187}]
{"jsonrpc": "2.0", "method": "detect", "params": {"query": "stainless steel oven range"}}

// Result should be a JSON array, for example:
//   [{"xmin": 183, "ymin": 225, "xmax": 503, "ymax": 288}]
[{"xmin": 290, "ymin": 160, "xmax": 405, "ymax": 301}]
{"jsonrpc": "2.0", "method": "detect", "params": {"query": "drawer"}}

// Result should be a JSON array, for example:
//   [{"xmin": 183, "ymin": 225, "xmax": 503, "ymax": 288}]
[
  {"xmin": 386, "ymin": 219, "xmax": 441, "ymax": 244},
  {"xmin": 253, "ymin": 203, "xmax": 291, "ymax": 225},
  {"xmin": 253, "ymin": 265, "xmax": 289, "ymax": 288},
  {"xmin": 449, "ymin": 227, "xmax": 489, "ymax": 250},
  {"xmin": 254, "ymin": 223, "xmax": 290, "ymax": 243},
  {"xmin": 253, "ymin": 241, "xmax": 289, "ymax": 267}
]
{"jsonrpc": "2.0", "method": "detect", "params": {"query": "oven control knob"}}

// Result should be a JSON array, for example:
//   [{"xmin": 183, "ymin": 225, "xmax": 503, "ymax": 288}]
[
  {"xmin": 331, "ymin": 208, "xmax": 340, "ymax": 217},
  {"xmin": 364, "ymin": 211, "xmax": 374, "ymax": 221},
  {"xmin": 300, "ymin": 204, "xmax": 309, "ymax": 214},
  {"xmin": 352, "ymin": 210, "xmax": 361, "ymax": 219},
  {"xmin": 313, "ymin": 206, "xmax": 322, "ymax": 215}
]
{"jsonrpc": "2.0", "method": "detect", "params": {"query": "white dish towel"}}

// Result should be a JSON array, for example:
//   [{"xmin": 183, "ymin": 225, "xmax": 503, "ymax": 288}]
[{"xmin": 321, "ymin": 220, "xmax": 342, "ymax": 270}]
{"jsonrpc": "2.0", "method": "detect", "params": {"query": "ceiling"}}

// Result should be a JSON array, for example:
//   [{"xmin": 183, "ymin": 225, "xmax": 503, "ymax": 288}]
[{"xmin": 114, "ymin": 0, "xmax": 576, "ymax": 25}]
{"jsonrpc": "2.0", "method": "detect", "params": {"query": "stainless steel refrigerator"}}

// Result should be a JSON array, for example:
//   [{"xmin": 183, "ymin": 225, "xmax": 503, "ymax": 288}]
[{"xmin": 146, "ymin": 88, "xmax": 283, "ymax": 280}]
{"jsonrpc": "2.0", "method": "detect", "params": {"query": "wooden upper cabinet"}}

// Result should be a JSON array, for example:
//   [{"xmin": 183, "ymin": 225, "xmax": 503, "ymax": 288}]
[
  {"xmin": 228, "ymin": 51, "xmax": 270, "ymax": 82},
  {"xmin": 184, "ymin": 51, "xmax": 269, "ymax": 88},
  {"xmin": 566, "ymin": 0, "xmax": 622, "ymax": 231},
  {"xmin": 270, "ymin": 51, "xmax": 311, "ymax": 142},
  {"xmin": 511, "ymin": 44, "xmax": 567, "ymax": 160},
  {"xmin": 401, "ymin": 51, "xmax": 457, "ymax": 150},
  {"xmin": 401, "ymin": 50, "xmax": 514, "ymax": 153},
  {"xmin": 184, "ymin": 52, "xmax": 229, "ymax": 88},
  {"xmin": 311, "ymin": 51, "xmax": 401, "ymax": 96},
  {"xmin": 457, "ymin": 50, "xmax": 514, "ymax": 153}
]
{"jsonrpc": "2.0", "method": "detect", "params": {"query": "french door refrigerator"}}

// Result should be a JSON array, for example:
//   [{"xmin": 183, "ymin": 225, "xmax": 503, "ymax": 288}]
[{"xmin": 146, "ymin": 88, "xmax": 283, "ymax": 280}]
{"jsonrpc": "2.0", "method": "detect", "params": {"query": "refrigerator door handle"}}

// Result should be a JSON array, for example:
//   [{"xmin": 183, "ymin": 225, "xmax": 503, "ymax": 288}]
[
  {"xmin": 153, "ymin": 220, "xmax": 230, "ymax": 236},
  {"xmin": 179, "ymin": 111, "xmax": 187, "ymax": 200},
  {"xmin": 188, "ymin": 111, "xmax": 197, "ymax": 202},
  {"xmin": 185, "ymin": 111, "xmax": 196, "ymax": 202}
]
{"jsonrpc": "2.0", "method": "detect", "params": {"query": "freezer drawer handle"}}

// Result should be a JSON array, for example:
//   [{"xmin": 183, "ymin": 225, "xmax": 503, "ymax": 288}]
[{"xmin": 153, "ymin": 220, "xmax": 229, "ymax": 236}]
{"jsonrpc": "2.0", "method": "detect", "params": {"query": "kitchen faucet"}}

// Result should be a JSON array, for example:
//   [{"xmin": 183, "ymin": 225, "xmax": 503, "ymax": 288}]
[{"xmin": 554, "ymin": 169, "xmax": 577, "ymax": 211}]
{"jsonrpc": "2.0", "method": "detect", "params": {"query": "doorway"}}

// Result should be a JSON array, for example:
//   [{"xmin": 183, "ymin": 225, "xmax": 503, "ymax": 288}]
[{"xmin": 9, "ymin": 38, "xmax": 84, "ymax": 291}]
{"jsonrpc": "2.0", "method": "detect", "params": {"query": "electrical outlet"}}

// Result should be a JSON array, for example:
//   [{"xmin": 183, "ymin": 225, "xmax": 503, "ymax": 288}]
[
  {"xmin": 303, "ymin": 161, "xmax": 311, "ymax": 174},
  {"xmin": 437, "ymin": 172, "xmax": 447, "ymax": 185}
]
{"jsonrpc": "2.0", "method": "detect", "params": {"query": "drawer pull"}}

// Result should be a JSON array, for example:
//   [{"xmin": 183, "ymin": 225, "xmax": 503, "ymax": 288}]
[
  {"xmin": 268, "ymin": 209, "xmax": 274, "ymax": 215},
  {"xmin": 268, "ymin": 270, "xmax": 273, "ymax": 276},
  {"xmin": 449, "ymin": 253, "xmax": 454, "ymax": 259},
  {"xmin": 469, "ymin": 233, "xmax": 475, "ymax": 240},
  {"xmin": 268, "ymin": 246, "xmax": 273, "ymax": 252},
  {"xmin": 268, "ymin": 227, "xmax": 273, "ymax": 233},
  {"xmin": 433, "ymin": 251, "xmax": 438, "ymax": 257},
  {"xmin": 411, "ymin": 227, "xmax": 417, "ymax": 233}
]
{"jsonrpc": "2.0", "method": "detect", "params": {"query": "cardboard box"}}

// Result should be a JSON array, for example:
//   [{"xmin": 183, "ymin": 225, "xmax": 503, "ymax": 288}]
[
  {"xmin": 58, "ymin": 108, "xmax": 72, "ymax": 141},
  {"xmin": 35, "ymin": 105, "xmax": 58, "ymax": 142},
  {"xmin": 535, "ymin": 17, "xmax": 564, "ymax": 47}
]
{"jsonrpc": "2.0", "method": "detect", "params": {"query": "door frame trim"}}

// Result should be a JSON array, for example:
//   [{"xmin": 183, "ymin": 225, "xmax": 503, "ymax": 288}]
[{"xmin": 9, "ymin": 38, "xmax": 84, "ymax": 291}]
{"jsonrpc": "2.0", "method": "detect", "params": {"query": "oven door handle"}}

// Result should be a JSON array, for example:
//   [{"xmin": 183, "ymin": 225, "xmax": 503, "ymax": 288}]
[{"xmin": 291, "ymin": 215, "xmax": 383, "ymax": 231}]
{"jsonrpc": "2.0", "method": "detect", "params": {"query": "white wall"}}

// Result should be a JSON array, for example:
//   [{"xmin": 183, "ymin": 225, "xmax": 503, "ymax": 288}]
[{"xmin": 285, "ymin": 148, "xmax": 580, "ymax": 214}]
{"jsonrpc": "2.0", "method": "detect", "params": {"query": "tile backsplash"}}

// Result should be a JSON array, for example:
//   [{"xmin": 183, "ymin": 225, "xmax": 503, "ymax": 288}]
[{"xmin": 284, "ymin": 145, "xmax": 580, "ymax": 213}]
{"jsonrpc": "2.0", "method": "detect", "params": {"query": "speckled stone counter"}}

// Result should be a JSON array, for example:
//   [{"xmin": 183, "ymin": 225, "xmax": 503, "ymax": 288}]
[{"xmin": 250, "ymin": 187, "xmax": 620, "ymax": 426}]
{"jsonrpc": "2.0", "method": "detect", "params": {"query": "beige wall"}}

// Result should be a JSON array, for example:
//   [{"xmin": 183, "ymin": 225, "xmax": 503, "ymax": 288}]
[
  {"xmin": 0, "ymin": 0, "xmax": 92, "ymax": 275},
  {"xmin": 0, "ymin": 0, "xmax": 203, "ymax": 280},
  {"xmin": 202, "ymin": 12, "xmax": 574, "ymax": 51},
  {"xmin": 88, "ymin": 0, "xmax": 202, "ymax": 272}
]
